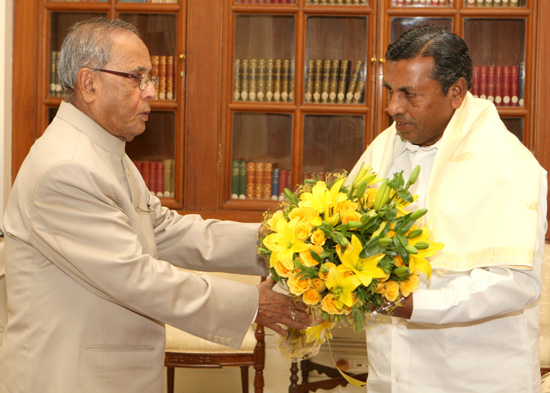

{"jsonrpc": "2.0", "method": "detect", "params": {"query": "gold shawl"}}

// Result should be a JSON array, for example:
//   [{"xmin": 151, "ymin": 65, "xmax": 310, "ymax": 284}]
[{"xmin": 348, "ymin": 92, "xmax": 543, "ymax": 271}]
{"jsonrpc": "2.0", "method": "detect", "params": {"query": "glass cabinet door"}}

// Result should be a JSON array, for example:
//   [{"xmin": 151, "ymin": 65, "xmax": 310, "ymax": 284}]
[
  {"xmin": 302, "ymin": 115, "xmax": 365, "ymax": 180},
  {"xmin": 234, "ymin": 15, "xmax": 296, "ymax": 103},
  {"xmin": 231, "ymin": 113, "xmax": 293, "ymax": 200},
  {"xmin": 49, "ymin": 12, "xmax": 109, "ymax": 98},
  {"xmin": 464, "ymin": 0, "xmax": 524, "ymax": 7},
  {"xmin": 390, "ymin": 17, "xmax": 453, "ymax": 43},
  {"xmin": 464, "ymin": 18, "xmax": 526, "ymax": 107},
  {"xmin": 305, "ymin": 16, "xmax": 368, "ymax": 105}
]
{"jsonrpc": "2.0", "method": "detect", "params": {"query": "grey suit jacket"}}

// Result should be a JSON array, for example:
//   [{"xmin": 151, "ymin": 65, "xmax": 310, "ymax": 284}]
[{"xmin": 0, "ymin": 102, "xmax": 267, "ymax": 393}]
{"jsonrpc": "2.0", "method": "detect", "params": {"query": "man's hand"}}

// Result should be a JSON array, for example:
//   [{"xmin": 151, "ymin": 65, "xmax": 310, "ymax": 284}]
[
  {"xmin": 372, "ymin": 294, "xmax": 413, "ymax": 319},
  {"xmin": 255, "ymin": 277, "xmax": 310, "ymax": 336}
]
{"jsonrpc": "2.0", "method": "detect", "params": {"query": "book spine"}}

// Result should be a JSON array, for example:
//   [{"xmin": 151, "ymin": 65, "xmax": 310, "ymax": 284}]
[
  {"xmin": 502, "ymin": 65, "xmax": 511, "ymax": 106},
  {"xmin": 156, "ymin": 161, "xmax": 164, "ymax": 197},
  {"xmin": 163, "ymin": 159, "xmax": 174, "ymax": 198},
  {"xmin": 255, "ymin": 162, "xmax": 264, "ymax": 199},
  {"xmin": 151, "ymin": 56, "xmax": 160, "ymax": 100},
  {"xmin": 257, "ymin": 59, "xmax": 266, "ymax": 102},
  {"xmin": 158, "ymin": 56, "xmax": 167, "ymax": 100},
  {"xmin": 313, "ymin": 59, "xmax": 323, "ymax": 103},
  {"xmin": 231, "ymin": 160, "xmax": 240, "ymax": 199},
  {"xmin": 271, "ymin": 168, "xmax": 280, "ymax": 200},
  {"xmin": 511, "ymin": 65, "xmax": 519, "ymax": 106},
  {"xmin": 238, "ymin": 160, "xmax": 247, "ymax": 199},
  {"xmin": 265, "ymin": 59, "xmax": 274, "ymax": 102},
  {"xmin": 329, "ymin": 59, "xmax": 340, "ymax": 104},
  {"xmin": 281, "ymin": 59, "xmax": 290, "ymax": 102},
  {"xmin": 233, "ymin": 59, "xmax": 241, "ymax": 101},
  {"xmin": 246, "ymin": 161, "xmax": 256, "ymax": 199},
  {"xmin": 479, "ymin": 65, "xmax": 488, "ymax": 100},
  {"xmin": 471, "ymin": 65, "xmax": 480, "ymax": 97},
  {"xmin": 487, "ymin": 65, "xmax": 496, "ymax": 103},
  {"xmin": 166, "ymin": 56, "xmax": 174, "ymax": 100},
  {"xmin": 288, "ymin": 59, "xmax": 295, "ymax": 102},
  {"xmin": 241, "ymin": 59, "xmax": 249, "ymax": 101},
  {"xmin": 278, "ymin": 169, "xmax": 288, "ymax": 200},
  {"xmin": 353, "ymin": 61, "xmax": 365, "ymax": 103},
  {"xmin": 142, "ymin": 161, "xmax": 152, "ymax": 191},
  {"xmin": 262, "ymin": 162, "xmax": 273, "ymax": 200},
  {"xmin": 518, "ymin": 61, "xmax": 525, "ymax": 107},
  {"xmin": 273, "ymin": 59, "xmax": 282, "ymax": 102},
  {"xmin": 346, "ymin": 60, "xmax": 362, "ymax": 103},
  {"xmin": 495, "ymin": 65, "xmax": 503, "ymax": 106},
  {"xmin": 321, "ymin": 59, "xmax": 331, "ymax": 104},
  {"xmin": 305, "ymin": 59, "xmax": 315, "ymax": 103},
  {"xmin": 248, "ymin": 59, "xmax": 258, "ymax": 102},
  {"xmin": 337, "ymin": 60, "xmax": 349, "ymax": 104}
]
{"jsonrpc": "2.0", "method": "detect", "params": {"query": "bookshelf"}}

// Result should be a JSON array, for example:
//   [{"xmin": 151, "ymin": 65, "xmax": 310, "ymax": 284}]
[{"xmin": 11, "ymin": 0, "xmax": 550, "ymax": 233}]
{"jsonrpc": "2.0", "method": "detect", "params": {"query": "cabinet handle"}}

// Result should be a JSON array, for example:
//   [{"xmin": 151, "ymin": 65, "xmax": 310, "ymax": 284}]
[
  {"xmin": 379, "ymin": 58, "xmax": 385, "ymax": 63},
  {"xmin": 370, "ymin": 57, "xmax": 377, "ymax": 64},
  {"xmin": 179, "ymin": 54, "xmax": 186, "ymax": 60}
]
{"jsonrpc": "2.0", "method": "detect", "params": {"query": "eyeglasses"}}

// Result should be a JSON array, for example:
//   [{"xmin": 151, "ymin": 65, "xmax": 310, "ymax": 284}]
[{"xmin": 92, "ymin": 68, "xmax": 158, "ymax": 91}]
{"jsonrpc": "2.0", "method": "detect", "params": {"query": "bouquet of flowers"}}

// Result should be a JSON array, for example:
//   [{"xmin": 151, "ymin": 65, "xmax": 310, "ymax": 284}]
[{"xmin": 257, "ymin": 164, "xmax": 444, "ymax": 361}]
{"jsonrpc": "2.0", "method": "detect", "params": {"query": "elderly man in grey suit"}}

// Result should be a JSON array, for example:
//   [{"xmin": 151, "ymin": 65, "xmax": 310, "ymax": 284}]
[{"xmin": 0, "ymin": 17, "xmax": 308, "ymax": 393}]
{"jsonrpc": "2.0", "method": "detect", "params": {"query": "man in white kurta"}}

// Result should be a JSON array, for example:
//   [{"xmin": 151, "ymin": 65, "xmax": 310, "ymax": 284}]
[
  {"xmin": 0, "ymin": 18, "xmax": 308, "ymax": 393},
  {"xmin": 346, "ymin": 26, "xmax": 547, "ymax": 393}
]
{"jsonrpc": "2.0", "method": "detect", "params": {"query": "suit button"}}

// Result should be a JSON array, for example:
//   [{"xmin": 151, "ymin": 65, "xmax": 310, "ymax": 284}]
[{"xmin": 226, "ymin": 338, "xmax": 233, "ymax": 346}]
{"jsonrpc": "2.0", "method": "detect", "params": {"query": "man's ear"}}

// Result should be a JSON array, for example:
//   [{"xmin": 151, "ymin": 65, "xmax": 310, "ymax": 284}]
[
  {"xmin": 449, "ymin": 77, "xmax": 468, "ymax": 109},
  {"xmin": 76, "ymin": 68, "xmax": 97, "ymax": 103}
]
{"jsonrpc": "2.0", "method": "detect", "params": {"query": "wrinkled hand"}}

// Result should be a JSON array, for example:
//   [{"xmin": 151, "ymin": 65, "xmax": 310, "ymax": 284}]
[{"xmin": 255, "ymin": 277, "xmax": 310, "ymax": 336}]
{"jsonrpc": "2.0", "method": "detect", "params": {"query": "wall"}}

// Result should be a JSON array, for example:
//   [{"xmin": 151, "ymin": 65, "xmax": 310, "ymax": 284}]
[{"xmin": 0, "ymin": 0, "xmax": 13, "ymax": 225}]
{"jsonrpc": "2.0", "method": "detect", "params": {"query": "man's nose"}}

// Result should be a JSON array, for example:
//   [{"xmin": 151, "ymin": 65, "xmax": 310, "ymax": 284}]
[{"xmin": 386, "ymin": 93, "xmax": 405, "ymax": 118}]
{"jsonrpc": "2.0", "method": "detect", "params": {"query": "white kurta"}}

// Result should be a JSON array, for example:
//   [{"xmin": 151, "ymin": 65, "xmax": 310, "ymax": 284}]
[{"xmin": 348, "ymin": 93, "xmax": 547, "ymax": 393}]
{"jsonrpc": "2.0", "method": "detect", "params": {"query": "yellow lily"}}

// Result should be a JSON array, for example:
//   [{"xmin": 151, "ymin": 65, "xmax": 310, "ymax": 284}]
[
  {"xmin": 408, "ymin": 227, "xmax": 444, "ymax": 279},
  {"xmin": 262, "ymin": 218, "xmax": 309, "ymax": 270},
  {"xmin": 306, "ymin": 320, "xmax": 334, "ymax": 344},
  {"xmin": 299, "ymin": 179, "xmax": 347, "ymax": 224},
  {"xmin": 336, "ymin": 235, "xmax": 386, "ymax": 287},
  {"xmin": 325, "ymin": 266, "xmax": 361, "ymax": 309}
]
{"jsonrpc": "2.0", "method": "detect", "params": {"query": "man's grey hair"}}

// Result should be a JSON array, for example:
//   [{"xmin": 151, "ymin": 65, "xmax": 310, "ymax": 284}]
[{"xmin": 58, "ymin": 17, "xmax": 140, "ymax": 102}]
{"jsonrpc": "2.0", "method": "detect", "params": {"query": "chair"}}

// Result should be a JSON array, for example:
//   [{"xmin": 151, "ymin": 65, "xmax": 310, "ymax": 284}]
[{"xmin": 164, "ymin": 271, "xmax": 265, "ymax": 393}]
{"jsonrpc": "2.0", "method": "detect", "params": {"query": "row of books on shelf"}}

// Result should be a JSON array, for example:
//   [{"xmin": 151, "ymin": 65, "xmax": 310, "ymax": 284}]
[
  {"xmin": 151, "ymin": 55, "xmax": 176, "ymax": 101},
  {"xmin": 49, "ymin": 52, "xmax": 176, "ymax": 100},
  {"xmin": 134, "ymin": 159, "xmax": 175, "ymax": 198},
  {"xmin": 118, "ymin": 0, "xmax": 178, "ymax": 3},
  {"xmin": 465, "ymin": 0, "xmax": 521, "ymax": 6},
  {"xmin": 234, "ymin": 59, "xmax": 295, "ymax": 103},
  {"xmin": 237, "ymin": 0, "xmax": 295, "ymax": 3},
  {"xmin": 231, "ymin": 161, "xmax": 292, "ymax": 201},
  {"xmin": 306, "ymin": 0, "xmax": 368, "ymax": 3},
  {"xmin": 391, "ymin": 0, "xmax": 452, "ymax": 5},
  {"xmin": 471, "ymin": 64, "xmax": 524, "ymax": 107},
  {"xmin": 305, "ymin": 59, "xmax": 365, "ymax": 105}
]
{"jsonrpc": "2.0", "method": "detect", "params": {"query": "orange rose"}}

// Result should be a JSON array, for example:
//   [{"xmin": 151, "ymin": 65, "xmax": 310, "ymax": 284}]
[
  {"xmin": 302, "ymin": 288, "xmax": 322, "ymax": 306},
  {"xmin": 340, "ymin": 208, "xmax": 362, "ymax": 225},
  {"xmin": 299, "ymin": 249, "xmax": 319, "ymax": 267},
  {"xmin": 383, "ymin": 281, "xmax": 400, "ymax": 302},
  {"xmin": 311, "ymin": 277, "xmax": 326, "ymax": 292},
  {"xmin": 400, "ymin": 272, "xmax": 420, "ymax": 297},
  {"xmin": 321, "ymin": 294, "xmax": 344, "ymax": 315},
  {"xmin": 273, "ymin": 261, "xmax": 293, "ymax": 278},
  {"xmin": 295, "ymin": 220, "xmax": 312, "ymax": 241},
  {"xmin": 287, "ymin": 272, "xmax": 311, "ymax": 296},
  {"xmin": 310, "ymin": 228, "xmax": 326, "ymax": 246}
]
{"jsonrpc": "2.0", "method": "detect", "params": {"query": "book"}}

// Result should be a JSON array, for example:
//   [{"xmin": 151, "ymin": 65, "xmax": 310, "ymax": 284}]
[
  {"xmin": 248, "ymin": 58, "xmax": 258, "ymax": 102},
  {"xmin": 502, "ymin": 65, "xmax": 511, "ymax": 106},
  {"xmin": 257, "ymin": 59, "xmax": 266, "ymax": 102},
  {"xmin": 471, "ymin": 65, "xmax": 480, "ymax": 97},
  {"xmin": 329, "ymin": 59, "xmax": 340, "ymax": 104},
  {"xmin": 353, "ymin": 62, "xmax": 365, "ymax": 103},
  {"xmin": 151, "ymin": 56, "xmax": 160, "ymax": 100},
  {"xmin": 238, "ymin": 161, "xmax": 247, "ymax": 199},
  {"xmin": 158, "ymin": 56, "xmax": 167, "ymax": 100},
  {"xmin": 313, "ymin": 59, "xmax": 323, "ymax": 103},
  {"xmin": 305, "ymin": 59, "xmax": 315, "ymax": 103},
  {"xmin": 241, "ymin": 59, "xmax": 249, "ymax": 101},
  {"xmin": 246, "ymin": 161, "xmax": 256, "ymax": 199},
  {"xmin": 231, "ymin": 160, "xmax": 240, "ymax": 199},
  {"xmin": 273, "ymin": 59, "xmax": 282, "ymax": 102},
  {"xmin": 166, "ymin": 56, "xmax": 174, "ymax": 100},
  {"xmin": 346, "ymin": 60, "xmax": 363, "ymax": 103},
  {"xmin": 163, "ymin": 159, "xmax": 174, "ymax": 197},
  {"xmin": 262, "ymin": 162, "xmax": 273, "ymax": 199},
  {"xmin": 255, "ymin": 162, "xmax": 264, "ymax": 199},
  {"xmin": 281, "ymin": 59, "xmax": 290, "ymax": 102},
  {"xmin": 266, "ymin": 59, "xmax": 274, "ymax": 102},
  {"xmin": 337, "ymin": 60, "xmax": 349, "ymax": 104},
  {"xmin": 511, "ymin": 65, "xmax": 519, "ymax": 106},
  {"xmin": 495, "ymin": 65, "xmax": 503, "ymax": 106},
  {"xmin": 155, "ymin": 161, "xmax": 165, "ymax": 197},
  {"xmin": 289, "ymin": 60, "xmax": 295, "ymax": 102},
  {"xmin": 321, "ymin": 59, "xmax": 331, "ymax": 103},
  {"xmin": 487, "ymin": 65, "xmax": 496, "ymax": 103},
  {"xmin": 271, "ymin": 168, "xmax": 280, "ymax": 200},
  {"xmin": 233, "ymin": 59, "xmax": 241, "ymax": 101},
  {"xmin": 479, "ymin": 65, "xmax": 488, "ymax": 100},
  {"xmin": 518, "ymin": 61, "xmax": 525, "ymax": 107}
]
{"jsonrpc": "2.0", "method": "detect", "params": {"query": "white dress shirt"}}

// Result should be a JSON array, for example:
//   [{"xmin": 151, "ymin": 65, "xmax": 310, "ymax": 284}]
[{"xmin": 364, "ymin": 140, "xmax": 547, "ymax": 393}]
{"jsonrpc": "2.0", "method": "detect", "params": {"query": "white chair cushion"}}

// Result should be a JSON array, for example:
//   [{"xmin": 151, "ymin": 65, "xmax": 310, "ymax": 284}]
[{"xmin": 165, "ymin": 324, "xmax": 257, "ymax": 354}]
